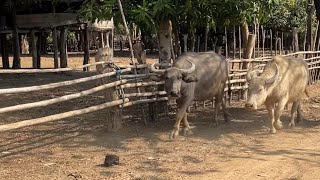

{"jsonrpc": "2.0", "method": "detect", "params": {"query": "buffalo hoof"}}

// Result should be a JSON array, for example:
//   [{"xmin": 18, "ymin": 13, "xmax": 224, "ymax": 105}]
[
  {"xmin": 269, "ymin": 127, "xmax": 277, "ymax": 134},
  {"xmin": 183, "ymin": 128, "xmax": 193, "ymax": 136},
  {"xmin": 209, "ymin": 122, "xmax": 218, "ymax": 128},
  {"xmin": 169, "ymin": 130, "xmax": 179, "ymax": 140},
  {"xmin": 289, "ymin": 122, "xmax": 295, "ymax": 128},
  {"xmin": 274, "ymin": 121, "xmax": 283, "ymax": 130}
]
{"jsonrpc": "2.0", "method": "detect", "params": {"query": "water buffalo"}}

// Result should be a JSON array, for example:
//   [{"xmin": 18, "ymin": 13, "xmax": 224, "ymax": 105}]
[
  {"xmin": 151, "ymin": 52, "xmax": 230, "ymax": 139},
  {"xmin": 245, "ymin": 55, "xmax": 309, "ymax": 133}
]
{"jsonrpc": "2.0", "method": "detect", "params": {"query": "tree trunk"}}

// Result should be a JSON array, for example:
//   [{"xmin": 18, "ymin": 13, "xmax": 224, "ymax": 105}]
[
  {"xmin": 60, "ymin": 26, "xmax": 68, "ymax": 68},
  {"xmin": 292, "ymin": 27, "xmax": 299, "ymax": 52},
  {"xmin": 313, "ymin": 21, "xmax": 319, "ymax": 50},
  {"xmin": 261, "ymin": 25, "xmax": 265, "ymax": 57},
  {"xmin": 172, "ymin": 21, "xmax": 181, "ymax": 56},
  {"xmin": 189, "ymin": 32, "xmax": 195, "ymax": 52},
  {"xmin": 1, "ymin": 34, "xmax": 10, "ymax": 69},
  {"xmin": 243, "ymin": 34, "xmax": 256, "ymax": 69},
  {"xmin": 158, "ymin": 19, "xmax": 172, "ymax": 63},
  {"xmin": 183, "ymin": 34, "xmax": 188, "ymax": 52},
  {"xmin": 306, "ymin": 1, "xmax": 315, "ymax": 51},
  {"xmin": 241, "ymin": 21, "xmax": 249, "ymax": 48},
  {"xmin": 204, "ymin": 22, "xmax": 209, "ymax": 52},
  {"xmin": 12, "ymin": 0, "xmax": 21, "ymax": 69}
]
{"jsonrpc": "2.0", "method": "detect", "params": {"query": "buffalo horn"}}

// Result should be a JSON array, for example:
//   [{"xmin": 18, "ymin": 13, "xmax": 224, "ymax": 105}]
[
  {"xmin": 179, "ymin": 60, "xmax": 195, "ymax": 74},
  {"xmin": 150, "ymin": 63, "xmax": 166, "ymax": 74},
  {"xmin": 265, "ymin": 63, "xmax": 279, "ymax": 84}
]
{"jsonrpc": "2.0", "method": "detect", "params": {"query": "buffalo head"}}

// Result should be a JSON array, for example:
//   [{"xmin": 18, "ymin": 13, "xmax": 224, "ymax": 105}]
[
  {"xmin": 245, "ymin": 63, "xmax": 280, "ymax": 110},
  {"xmin": 150, "ymin": 60, "xmax": 197, "ymax": 98}
]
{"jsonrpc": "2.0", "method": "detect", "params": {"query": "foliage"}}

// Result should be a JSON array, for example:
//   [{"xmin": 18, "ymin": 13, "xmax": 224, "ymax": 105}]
[{"xmin": 265, "ymin": 0, "xmax": 308, "ymax": 31}]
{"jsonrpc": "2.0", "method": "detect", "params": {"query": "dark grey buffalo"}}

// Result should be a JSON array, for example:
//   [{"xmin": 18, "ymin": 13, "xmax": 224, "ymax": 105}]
[{"xmin": 151, "ymin": 52, "xmax": 230, "ymax": 139}]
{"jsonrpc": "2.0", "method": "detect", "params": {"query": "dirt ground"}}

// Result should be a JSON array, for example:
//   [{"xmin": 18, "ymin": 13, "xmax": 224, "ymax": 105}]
[{"xmin": 0, "ymin": 54, "xmax": 320, "ymax": 180}]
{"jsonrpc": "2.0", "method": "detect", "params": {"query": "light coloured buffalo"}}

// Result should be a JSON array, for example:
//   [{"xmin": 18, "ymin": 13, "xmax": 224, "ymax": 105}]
[
  {"xmin": 151, "ymin": 52, "xmax": 230, "ymax": 139},
  {"xmin": 245, "ymin": 55, "xmax": 309, "ymax": 133}
]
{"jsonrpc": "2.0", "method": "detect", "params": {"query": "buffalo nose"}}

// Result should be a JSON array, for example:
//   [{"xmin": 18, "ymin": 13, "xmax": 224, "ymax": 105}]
[
  {"xmin": 170, "ymin": 91, "xmax": 179, "ymax": 97},
  {"xmin": 245, "ymin": 103, "xmax": 253, "ymax": 109}
]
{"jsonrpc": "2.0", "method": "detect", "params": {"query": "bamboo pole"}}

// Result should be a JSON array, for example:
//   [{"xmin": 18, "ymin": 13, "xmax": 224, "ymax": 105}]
[
  {"xmin": 0, "ymin": 80, "xmax": 127, "ymax": 114},
  {"xmin": 124, "ymin": 91, "xmax": 167, "ymax": 98},
  {"xmin": 122, "ymin": 97, "xmax": 168, "ymax": 108},
  {"xmin": 121, "ymin": 81, "xmax": 164, "ymax": 88},
  {"xmin": 0, "ymin": 98, "xmax": 129, "ymax": 132},
  {"xmin": 117, "ymin": 0, "xmax": 135, "ymax": 64},
  {"xmin": 0, "ymin": 61, "xmax": 110, "ymax": 74},
  {"xmin": 0, "ymin": 68, "xmax": 131, "ymax": 94}
]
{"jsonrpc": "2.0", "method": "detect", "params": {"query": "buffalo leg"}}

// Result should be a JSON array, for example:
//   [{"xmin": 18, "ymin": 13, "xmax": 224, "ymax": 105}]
[
  {"xmin": 296, "ymin": 103, "xmax": 303, "ymax": 123},
  {"xmin": 182, "ymin": 113, "xmax": 193, "ymax": 136},
  {"xmin": 289, "ymin": 102, "xmax": 298, "ymax": 128},
  {"xmin": 266, "ymin": 102, "xmax": 276, "ymax": 133},
  {"xmin": 273, "ymin": 98, "xmax": 287, "ymax": 131},
  {"xmin": 221, "ymin": 97, "xmax": 231, "ymax": 122},
  {"xmin": 170, "ymin": 99, "xmax": 192, "ymax": 139},
  {"xmin": 210, "ymin": 96, "xmax": 221, "ymax": 127}
]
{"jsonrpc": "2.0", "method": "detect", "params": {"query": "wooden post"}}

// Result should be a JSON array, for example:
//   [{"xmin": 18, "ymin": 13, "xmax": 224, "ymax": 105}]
[
  {"xmin": 60, "ymin": 26, "xmax": 68, "ymax": 68},
  {"xmin": 0, "ymin": 34, "xmax": 9, "ymax": 69},
  {"xmin": 30, "ymin": 29, "xmax": 37, "ymax": 68},
  {"xmin": 53, "ymin": 27, "xmax": 59, "ymax": 68},
  {"xmin": 83, "ymin": 24, "xmax": 90, "ymax": 71},
  {"xmin": 98, "ymin": 32, "xmax": 104, "ymax": 48},
  {"xmin": 37, "ymin": 32, "xmax": 42, "ymax": 68},
  {"xmin": 95, "ymin": 48, "xmax": 122, "ymax": 131},
  {"xmin": 12, "ymin": 0, "xmax": 21, "ymax": 69},
  {"xmin": 111, "ymin": 28, "xmax": 114, "ymax": 49}
]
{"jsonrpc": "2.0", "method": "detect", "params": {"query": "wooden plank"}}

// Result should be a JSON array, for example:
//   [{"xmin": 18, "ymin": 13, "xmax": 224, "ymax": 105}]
[{"xmin": 16, "ymin": 13, "xmax": 78, "ymax": 28}]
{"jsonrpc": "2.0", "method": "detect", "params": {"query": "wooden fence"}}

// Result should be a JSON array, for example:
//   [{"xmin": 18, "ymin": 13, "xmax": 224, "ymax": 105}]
[{"xmin": 1, "ymin": 51, "xmax": 320, "ymax": 131}]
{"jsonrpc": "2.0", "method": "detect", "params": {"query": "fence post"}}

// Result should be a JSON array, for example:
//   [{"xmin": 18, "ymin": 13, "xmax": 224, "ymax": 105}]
[{"xmin": 95, "ymin": 47, "xmax": 122, "ymax": 132}]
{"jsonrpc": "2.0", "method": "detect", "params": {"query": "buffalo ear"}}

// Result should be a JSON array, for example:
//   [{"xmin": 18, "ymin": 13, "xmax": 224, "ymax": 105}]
[{"xmin": 183, "ymin": 75, "xmax": 198, "ymax": 83}]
